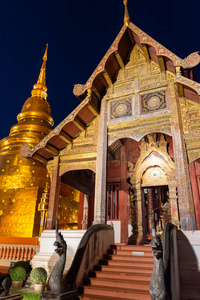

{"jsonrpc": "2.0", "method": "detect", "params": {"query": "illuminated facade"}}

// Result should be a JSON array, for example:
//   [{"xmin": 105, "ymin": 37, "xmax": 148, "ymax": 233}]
[{"xmin": 21, "ymin": 2, "xmax": 200, "ymax": 244}]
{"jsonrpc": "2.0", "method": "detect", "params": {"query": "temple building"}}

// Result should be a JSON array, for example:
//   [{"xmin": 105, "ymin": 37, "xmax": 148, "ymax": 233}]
[{"xmin": 20, "ymin": 2, "xmax": 200, "ymax": 245}]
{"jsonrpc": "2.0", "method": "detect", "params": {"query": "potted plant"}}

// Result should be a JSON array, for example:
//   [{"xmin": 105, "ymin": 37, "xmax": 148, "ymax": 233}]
[
  {"xmin": 13, "ymin": 260, "xmax": 32, "ymax": 275},
  {"xmin": 9, "ymin": 266, "xmax": 26, "ymax": 289},
  {"xmin": 30, "ymin": 267, "xmax": 47, "ymax": 293}
]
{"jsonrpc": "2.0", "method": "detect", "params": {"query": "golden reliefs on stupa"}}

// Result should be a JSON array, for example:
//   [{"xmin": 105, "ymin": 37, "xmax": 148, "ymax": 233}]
[{"xmin": 0, "ymin": 45, "xmax": 54, "ymax": 238}]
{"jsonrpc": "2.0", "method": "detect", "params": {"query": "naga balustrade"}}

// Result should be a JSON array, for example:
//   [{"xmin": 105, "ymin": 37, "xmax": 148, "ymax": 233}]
[{"xmin": 63, "ymin": 224, "xmax": 114, "ymax": 292}]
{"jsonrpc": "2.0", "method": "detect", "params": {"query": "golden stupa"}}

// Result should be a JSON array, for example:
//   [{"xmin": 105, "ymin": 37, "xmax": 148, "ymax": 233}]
[{"xmin": 0, "ymin": 45, "xmax": 54, "ymax": 238}]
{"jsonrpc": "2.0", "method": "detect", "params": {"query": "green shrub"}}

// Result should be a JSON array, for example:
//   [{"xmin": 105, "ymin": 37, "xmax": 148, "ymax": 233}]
[
  {"xmin": 9, "ymin": 266, "xmax": 26, "ymax": 281},
  {"xmin": 13, "ymin": 260, "xmax": 32, "ymax": 274},
  {"xmin": 30, "ymin": 267, "xmax": 47, "ymax": 284}
]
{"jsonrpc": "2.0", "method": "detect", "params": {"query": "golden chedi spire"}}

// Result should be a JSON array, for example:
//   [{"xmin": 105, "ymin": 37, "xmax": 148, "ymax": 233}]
[
  {"xmin": 123, "ymin": 0, "xmax": 130, "ymax": 26},
  {"xmin": 0, "ymin": 45, "xmax": 54, "ymax": 155},
  {"xmin": 31, "ymin": 44, "xmax": 48, "ymax": 100},
  {"xmin": 0, "ymin": 45, "xmax": 54, "ymax": 238}
]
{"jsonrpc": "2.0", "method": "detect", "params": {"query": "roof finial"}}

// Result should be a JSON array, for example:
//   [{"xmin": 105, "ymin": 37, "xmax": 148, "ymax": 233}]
[
  {"xmin": 123, "ymin": 0, "xmax": 130, "ymax": 26},
  {"xmin": 43, "ymin": 43, "xmax": 48, "ymax": 62},
  {"xmin": 31, "ymin": 44, "xmax": 48, "ymax": 100}
]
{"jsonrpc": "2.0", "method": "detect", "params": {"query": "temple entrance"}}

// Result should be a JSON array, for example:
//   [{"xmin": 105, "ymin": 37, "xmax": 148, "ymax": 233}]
[
  {"xmin": 128, "ymin": 133, "xmax": 178, "ymax": 244},
  {"xmin": 59, "ymin": 169, "xmax": 95, "ymax": 230},
  {"xmin": 143, "ymin": 185, "xmax": 170, "ymax": 238},
  {"xmin": 107, "ymin": 133, "xmax": 178, "ymax": 244}
]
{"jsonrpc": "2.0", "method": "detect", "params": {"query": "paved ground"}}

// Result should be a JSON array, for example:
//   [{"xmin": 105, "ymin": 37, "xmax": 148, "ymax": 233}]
[{"xmin": 15, "ymin": 286, "xmax": 36, "ymax": 294}]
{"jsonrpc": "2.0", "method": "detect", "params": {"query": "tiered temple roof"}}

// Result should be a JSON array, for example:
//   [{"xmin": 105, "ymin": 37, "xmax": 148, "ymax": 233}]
[{"xmin": 21, "ymin": 1, "xmax": 200, "ymax": 165}]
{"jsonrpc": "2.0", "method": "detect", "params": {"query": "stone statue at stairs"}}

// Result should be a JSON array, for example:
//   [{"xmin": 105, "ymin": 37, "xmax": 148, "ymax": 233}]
[
  {"xmin": 48, "ymin": 215, "xmax": 67, "ymax": 294},
  {"xmin": 149, "ymin": 211, "xmax": 167, "ymax": 300},
  {"xmin": 41, "ymin": 216, "xmax": 78, "ymax": 300}
]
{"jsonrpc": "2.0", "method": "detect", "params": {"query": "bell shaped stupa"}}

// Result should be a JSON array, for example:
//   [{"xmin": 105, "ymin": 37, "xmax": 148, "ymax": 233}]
[{"xmin": 0, "ymin": 45, "xmax": 54, "ymax": 237}]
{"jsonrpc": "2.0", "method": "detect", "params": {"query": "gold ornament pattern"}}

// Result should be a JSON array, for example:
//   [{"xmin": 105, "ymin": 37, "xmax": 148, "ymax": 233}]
[
  {"xmin": 110, "ymin": 98, "xmax": 132, "ymax": 119},
  {"xmin": 141, "ymin": 90, "xmax": 166, "ymax": 112},
  {"xmin": 142, "ymin": 166, "xmax": 168, "ymax": 186}
]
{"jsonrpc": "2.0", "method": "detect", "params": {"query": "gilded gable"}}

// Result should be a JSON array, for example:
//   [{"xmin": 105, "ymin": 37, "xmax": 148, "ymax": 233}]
[{"xmin": 180, "ymin": 97, "xmax": 200, "ymax": 134}]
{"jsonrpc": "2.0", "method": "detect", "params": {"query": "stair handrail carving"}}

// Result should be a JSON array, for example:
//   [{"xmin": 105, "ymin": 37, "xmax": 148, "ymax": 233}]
[
  {"xmin": 150, "ymin": 211, "xmax": 180, "ymax": 300},
  {"xmin": 63, "ymin": 224, "xmax": 114, "ymax": 293}
]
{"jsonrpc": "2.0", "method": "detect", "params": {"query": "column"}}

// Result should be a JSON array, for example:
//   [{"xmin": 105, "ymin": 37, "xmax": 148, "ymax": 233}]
[
  {"xmin": 168, "ymin": 81, "xmax": 196, "ymax": 230},
  {"xmin": 78, "ymin": 193, "xmax": 84, "ymax": 229},
  {"xmin": 120, "ymin": 143, "xmax": 128, "ymax": 243},
  {"xmin": 46, "ymin": 156, "xmax": 60, "ymax": 229},
  {"xmin": 168, "ymin": 179, "xmax": 180, "ymax": 228},
  {"xmin": 94, "ymin": 99, "xmax": 108, "ymax": 223},
  {"xmin": 128, "ymin": 183, "xmax": 145, "ymax": 244},
  {"xmin": 147, "ymin": 188, "xmax": 153, "ymax": 234},
  {"xmin": 157, "ymin": 188, "xmax": 162, "ymax": 233},
  {"xmin": 82, "ymin": 195, "xmax": 89, "ymax": 230}
]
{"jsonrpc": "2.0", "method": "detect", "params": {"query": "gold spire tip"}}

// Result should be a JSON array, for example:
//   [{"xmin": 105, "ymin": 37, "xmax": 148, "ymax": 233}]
[
  {"xmin": 31, "ymin": 44, "xmax": 48, "ymax": 99},
  {"xmin": 43, "ymin": 43, "xmax": 48, "ymax": 61},
  {"xmin": 123, "ymin": 0, "xmax": 130, "ymax": 26}
]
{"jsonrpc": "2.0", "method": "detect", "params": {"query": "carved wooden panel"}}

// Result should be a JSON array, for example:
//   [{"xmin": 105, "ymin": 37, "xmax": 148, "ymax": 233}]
[
  {"xmin": 141, "ymin": 90, "xmax": 166, "ymax": 113},
  {"xmin": 110, "ymin": 98, "xmax": 132, "ymax": 119}
]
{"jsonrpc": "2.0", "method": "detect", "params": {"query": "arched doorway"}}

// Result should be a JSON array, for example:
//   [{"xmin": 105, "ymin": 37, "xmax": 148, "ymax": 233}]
[
  {"xmin": 59, "ymin": 169, "xmax": 95, "ymax": 230},
  {"xmin": 142, "ymin": 167, "xmax": 171, "ymax": 239},
  {"xmin": 128, "ymin": 133, "xmax": 178, "ymax": 244}
]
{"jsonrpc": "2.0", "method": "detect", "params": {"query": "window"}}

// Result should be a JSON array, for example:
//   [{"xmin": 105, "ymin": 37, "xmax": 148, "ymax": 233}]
[{"xmin": 107, "ymin": 184, "xmax": 119, "ymax": 220}]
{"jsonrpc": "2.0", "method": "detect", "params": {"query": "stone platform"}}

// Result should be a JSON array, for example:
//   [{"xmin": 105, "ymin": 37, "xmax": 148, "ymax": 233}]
[{"xmin": 31, "ymin": 229, "xmax": 86, "ymax": 275}]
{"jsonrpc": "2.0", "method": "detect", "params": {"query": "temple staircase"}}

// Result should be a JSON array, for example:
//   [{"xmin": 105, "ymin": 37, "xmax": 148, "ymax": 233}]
[{"xmin": 79, "ymin": 244, "xmax": 153, "ymax": 300}]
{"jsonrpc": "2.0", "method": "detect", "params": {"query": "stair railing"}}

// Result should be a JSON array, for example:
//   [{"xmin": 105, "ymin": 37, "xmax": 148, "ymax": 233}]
[
  {"xmin": 150, "ymin": 222, "xmax": 180, "ymax": 300},
  {"xmin": 63, "ymin": 224, "xmax": 114, "ymax": 292}
]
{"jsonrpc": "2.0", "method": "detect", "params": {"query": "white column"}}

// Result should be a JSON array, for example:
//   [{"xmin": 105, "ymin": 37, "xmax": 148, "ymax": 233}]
[{"xmin": 94, "ymin": 99, "xmax": 108, "ymax": 223}]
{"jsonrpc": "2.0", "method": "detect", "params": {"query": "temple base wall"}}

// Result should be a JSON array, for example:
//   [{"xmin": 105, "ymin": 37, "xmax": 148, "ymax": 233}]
[
  {"xmin": 31, "ymin": 230, "xmax": 86, "ymax": 276},
  {"xmin": 107, "ymin": 220, "xmax": 121, "ymax": 243}
]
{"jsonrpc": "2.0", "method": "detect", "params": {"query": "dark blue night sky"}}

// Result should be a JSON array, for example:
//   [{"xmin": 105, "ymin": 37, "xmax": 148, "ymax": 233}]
[{"xmin": 0, "ymin": 0, "xmax": 199, "ymax": 140}]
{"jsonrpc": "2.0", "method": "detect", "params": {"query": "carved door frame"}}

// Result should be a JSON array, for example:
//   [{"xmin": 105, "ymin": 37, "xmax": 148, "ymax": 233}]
[{"xmin": 128, "ymin": 134, "xmax": 179, "ymax": 244}]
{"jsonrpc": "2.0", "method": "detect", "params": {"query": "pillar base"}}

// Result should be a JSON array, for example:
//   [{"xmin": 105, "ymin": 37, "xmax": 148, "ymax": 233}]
[
  {"xmin": 31, "ymin": 230, "xmax": 86, "ymax": 276},
  {"xmin": 128, "ymin": 232, "xmax": 145, "ymax": 245}
]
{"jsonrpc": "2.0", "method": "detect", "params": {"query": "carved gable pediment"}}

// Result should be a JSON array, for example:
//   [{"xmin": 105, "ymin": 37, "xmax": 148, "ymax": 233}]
[
  {"xmin": 128, "ymin": 134, "xmax": 175, "ymax": 184},
  {"xmin": 186, "ymin": 99, "xmax": 200, "ymax": 112}
]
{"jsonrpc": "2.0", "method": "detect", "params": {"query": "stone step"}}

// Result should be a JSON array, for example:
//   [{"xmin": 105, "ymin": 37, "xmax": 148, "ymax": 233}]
[
  {"xmin": 98, "ymin": 264, "xmax": 153, "ymax": 274},
  {"xmin": 89, "ymin": 278, "xmax": 149, "ymax": 290},
  {"xmin": 111, "ymin": 245, "xmax": 152, "ymax": 252},
  {"xmin": 104, "ymin": 254, "xmax": 153, "ymax": 262},
  {"xmin": 79, "ymin": 244, "xmax": 153, "ymax": 300},
  {"xmin": 114, "ymin": 249, "xmax": 153, "ymax": 256},
  {"xmin": 93, "ymin": 271, "xmax": 151, "ymax": 282},
  {"xmin": 81, "ymin": 286, "xmax": 151, "ymax": 300},
  {"xmin": 99, "ymin": 260, "xmax": 154, "ymax": 268}
]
